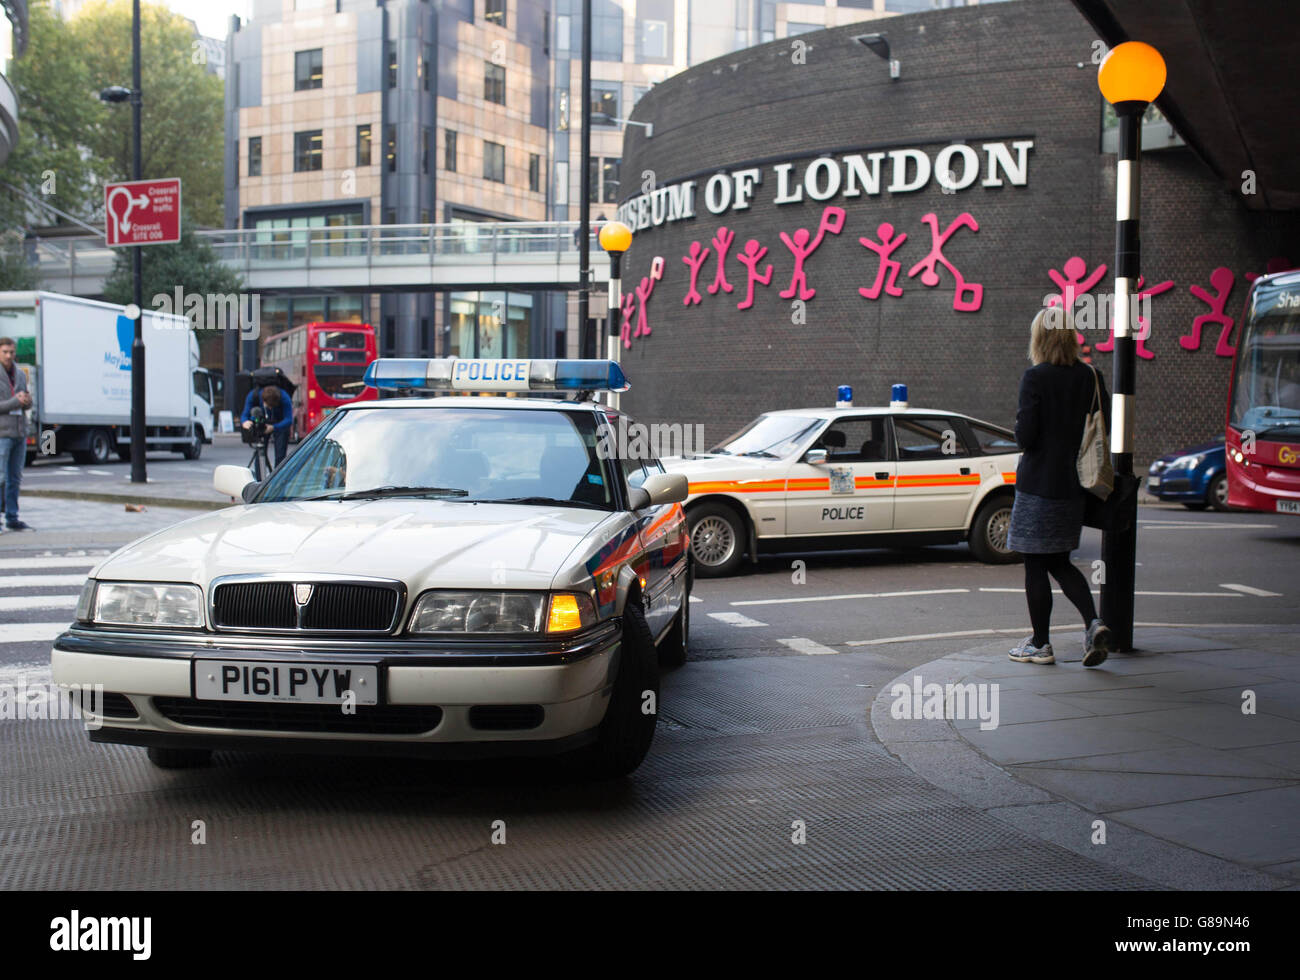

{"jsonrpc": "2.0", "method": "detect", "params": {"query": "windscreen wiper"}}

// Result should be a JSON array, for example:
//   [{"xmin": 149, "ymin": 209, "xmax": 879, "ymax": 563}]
[
  {"xmin": 300, "ymin": 485, "xmax": 469, "ymax": 501},
  {"xmin": 483, "ymin": 496, "xmax": 599, "ymax": 509}
]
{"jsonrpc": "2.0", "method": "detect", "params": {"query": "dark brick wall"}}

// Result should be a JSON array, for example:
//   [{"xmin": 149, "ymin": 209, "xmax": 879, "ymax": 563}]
[{"xmin": 614, "ymin": 0, "xmax": 1298, "ymax": 464}]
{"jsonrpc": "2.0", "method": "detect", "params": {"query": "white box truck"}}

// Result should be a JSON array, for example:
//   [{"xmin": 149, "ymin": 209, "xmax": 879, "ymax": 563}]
[{"xmin": 0, "ymin": 291, "xmax": 216, "ymax": 465}]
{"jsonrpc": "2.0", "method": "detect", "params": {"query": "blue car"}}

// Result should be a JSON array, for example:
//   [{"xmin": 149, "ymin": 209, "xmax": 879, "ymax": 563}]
[{"xmin": 1146, "ymin": 435, "xmax": 1229, "ymax": 511}]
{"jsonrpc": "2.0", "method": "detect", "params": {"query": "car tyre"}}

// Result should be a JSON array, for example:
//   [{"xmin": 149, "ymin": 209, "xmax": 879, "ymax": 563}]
[
  {"xmin": 146, "ymin": 746, "xmax": 212, "ymax": 769},
  {"xmin": 1207, "ymin": 472, "xmax": 1230, "ymax": 512},
  {"xmin": 73, "ymin": 427, "xmax": 115, "ymax": 465},
  {"xmin": 180, "ymin": 432, "xmax": 202, "ymax": 460},
  {"xmin": 969, "ymin": 495, "xmax": 1019, "ymax": 564},
  {"xmin": 688, "ymin": 502, "xmax": 746, "ymax": 578},
  {"xmin": 582, "ymin": 600, "xmax": 659, "ymax": 780}
]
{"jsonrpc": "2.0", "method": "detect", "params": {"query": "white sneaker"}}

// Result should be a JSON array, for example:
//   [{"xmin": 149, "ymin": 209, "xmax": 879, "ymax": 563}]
[{"xmin": 1009, "ymin": 637, "xmax": 1055, "ymax": 664}]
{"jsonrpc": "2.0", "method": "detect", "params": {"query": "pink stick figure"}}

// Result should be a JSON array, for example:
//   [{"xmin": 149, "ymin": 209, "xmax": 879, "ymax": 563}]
[
  {"xmin": 857, "ymin": 223, "xmax": 908, "ymax": 300},
  {"xmin": 907, "ymin": 212, "xmax": 983, "ymax": 312},
  {"xmin": 620, "ymin": 292, "xmax": 636, "ymax": 349},
  {"xmin": 707, "ymin": 227, "xmax": 736, "ymax": 295},
  {"xmin": 735, "ymin": 239, "xmax": 773, "ymax": 311},
  {"xmin": 778, "ymin": 206, "xmax": 846, "ymax": 301},
  {"xmin": 681, "ymin": 241, "xmax": 711, "ymax": 307},
  {"xmin": 632, "ymin": 275, "xmax": 656, "ymax": 341},
  {"xmin": 1046, "ymin": 255, "xmax": 1109, "ymax": 350},
  {"xmin": 1094, "ymin": 275, "xmax": 1174, "ymax": 359},
  {"xmin": 1183, "ymin": 266, "xmax": 1236, "ymax": 356}
]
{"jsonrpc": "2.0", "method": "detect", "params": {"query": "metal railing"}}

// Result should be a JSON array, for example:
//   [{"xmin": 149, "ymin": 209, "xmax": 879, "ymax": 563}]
[{"xmin": 32, "ymin": 221, "xmax": 607, "ymax": 291}]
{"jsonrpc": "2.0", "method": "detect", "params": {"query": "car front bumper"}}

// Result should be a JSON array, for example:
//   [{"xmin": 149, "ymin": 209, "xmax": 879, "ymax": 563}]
[{"xmin": 51, "ymin": 623, "xmax": 621, "ymax": 759}]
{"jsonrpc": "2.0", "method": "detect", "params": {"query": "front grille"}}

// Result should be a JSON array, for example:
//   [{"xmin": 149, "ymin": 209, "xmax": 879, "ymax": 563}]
[
  {"xmin": 213, "ymin": 582, "xmax": 295, "ymax": 629},
  {"xmin": 1160, "ymin": 478, "xmax": 1192, "ymax": 493},
  {"xmin": 99, "ymin": 692, "xmax": 138, "ymax": 718},
  {"xmin": 152, "ymin": 697, "xmax": 443, "ymax": 735},
  {"xmin": 468, "ymin": 704, "xmax": 545, "ymax": 731},
  {"xmin": 211, "ymin": 581, "xmax": 399, "ymax": 632},
  {"xmin": 301, "ymin": 584, "xmax": 396, "ymax": 631}
]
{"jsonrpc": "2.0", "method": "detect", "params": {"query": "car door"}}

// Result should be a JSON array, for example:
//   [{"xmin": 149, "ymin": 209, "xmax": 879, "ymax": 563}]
[
  {"xmin": 623, "ymin": 456, "xmax": 687, "ymax": 639},
  {"xmin": 785, "ymin": 415, "xmax": 895, "ymax": 534},
  {"xmin": 890, "ymin": 415, "xmax": 982, "ymax": 530}
]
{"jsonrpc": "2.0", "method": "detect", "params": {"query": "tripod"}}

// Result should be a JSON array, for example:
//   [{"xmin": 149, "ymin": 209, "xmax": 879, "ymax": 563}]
[{"xmin": 247, "ymin": 437, "xmax": 273, "ymax": 482}]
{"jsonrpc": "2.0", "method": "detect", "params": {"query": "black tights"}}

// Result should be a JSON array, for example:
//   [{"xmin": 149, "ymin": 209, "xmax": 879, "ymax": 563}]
[{"xmin": 1024, "ymin": 552, "xmax": 1097, "ymax": 647}]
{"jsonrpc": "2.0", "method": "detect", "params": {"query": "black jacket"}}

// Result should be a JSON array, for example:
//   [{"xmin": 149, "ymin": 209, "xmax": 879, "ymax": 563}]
[{"xmin": 1014, "ymin": 361, "xmax": 1110, "ymax": 499}]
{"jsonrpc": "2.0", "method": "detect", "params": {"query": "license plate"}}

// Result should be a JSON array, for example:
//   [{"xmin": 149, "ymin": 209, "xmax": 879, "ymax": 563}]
[
  {"xmin": 1147, "ymin": 476, "xmax": 1160, "ymax": 488},
  {"xmin": 194, "ymin": 660, "xmax": 379, "ymax": 705},
  {"xmin": 1277, "ymin": 500, "xmax": 1300, "ymax": 514}
]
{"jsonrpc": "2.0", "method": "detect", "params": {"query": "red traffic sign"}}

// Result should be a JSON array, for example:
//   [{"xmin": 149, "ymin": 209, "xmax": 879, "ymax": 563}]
[{"xmin": 104, "ymin": 177, "xmax": 182, "ymax": 246}]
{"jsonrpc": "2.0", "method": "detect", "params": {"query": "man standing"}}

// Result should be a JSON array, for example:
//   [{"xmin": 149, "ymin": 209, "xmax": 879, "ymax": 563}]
[
  {"xmin": 0, "ymin": 337, "xmax": 33, "ymax": 531},
  {"xmin": 240, "ymin": 383, "xmax": 293, "ymax": 470}
]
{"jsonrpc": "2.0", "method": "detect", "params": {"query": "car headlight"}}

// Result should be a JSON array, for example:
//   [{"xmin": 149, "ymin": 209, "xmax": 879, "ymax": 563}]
[
  {"xmin": 1149, "ymin": 460, "xmax": 1168, "ymax": 474},
  {"xmin": 93, "ymin": 582, "xmax": 205, "ymax": 628},
  {"xmin": 407, "ymin": 591, "xmax": 596, "ymax": 635}
]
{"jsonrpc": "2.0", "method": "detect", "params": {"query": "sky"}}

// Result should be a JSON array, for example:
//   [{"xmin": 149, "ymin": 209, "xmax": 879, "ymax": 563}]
[{"xmin": 160, "ymin": 0, "xmax": 250, "ymax": 40}]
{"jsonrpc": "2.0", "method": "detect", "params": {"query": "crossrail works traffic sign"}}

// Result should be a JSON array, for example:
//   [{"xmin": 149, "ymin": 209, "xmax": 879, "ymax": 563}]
[{"xmin": 104, "ymin": 177, "xmax": 182, "ymax": 246}]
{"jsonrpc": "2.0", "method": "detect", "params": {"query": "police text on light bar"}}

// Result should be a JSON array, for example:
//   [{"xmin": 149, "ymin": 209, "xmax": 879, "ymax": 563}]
[{"xmin": 362, "ymin": 357, "xmax": 631, "ymax": 393}]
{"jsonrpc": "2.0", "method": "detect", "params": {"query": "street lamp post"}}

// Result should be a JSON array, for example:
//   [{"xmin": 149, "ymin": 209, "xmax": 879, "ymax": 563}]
[
  {"xmin": 99, "ymin": 0, "xmax": 146, "ymax": 484},
  {"xmin": 598, "ymin": 220, "xmax": 632, "ymax": 408},
  {"xmin": 1096, "ymin": 41, "xmax": 1167, "ymax": 651},
  {"xmin": 577, "ymin": 0, "xmax": 593, "ymax": 358}
]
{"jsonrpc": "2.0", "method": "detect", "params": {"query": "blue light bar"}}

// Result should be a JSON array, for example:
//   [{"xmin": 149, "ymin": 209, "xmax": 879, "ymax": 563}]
[{"xmin": 362, "ymin": 358, "xmax": 630, "ymax": 393}]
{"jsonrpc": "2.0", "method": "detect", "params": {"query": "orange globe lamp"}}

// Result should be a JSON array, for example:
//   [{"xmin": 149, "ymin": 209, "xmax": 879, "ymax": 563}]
[{"xmin": 1097, "ymin": 41, "xmax": 1166, "ymax": 106}]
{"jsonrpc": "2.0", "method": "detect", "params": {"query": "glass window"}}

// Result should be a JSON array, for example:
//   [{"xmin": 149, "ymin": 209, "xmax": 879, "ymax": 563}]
[
  {"xmin": 893, "ymin": 417, "xmax": 972, "ymax": 461},
  {"xmin": 248, "ymin": 136, "xmax": 262, "ymax": 177},
  {"xmin": 294, "ymin": 49, "xmax": 323, "ymax": 91},
  {"xmin": 444, "ymin": 129, "xmax": 457, "ymax": 172},
  {"xmin": 485, "ymin": 0, "xmax": 506, "ymax": 27},
  {"xmin": 787, "ymin": 23, "xmax": 819, "ymax": 37},
  {"xmin": 318, "ymin": 330, "xmax": 367, "ymax": 349},
  {"xmin": 592, "ymin": 1, "xmax": 623, "ymax": 61},
  {"xmin": 423, "ymin": 43, "xmax": 432, "ymax": 91},
  {"xmin": 484, "ymin": 62, "xmax": 506, "ymax": 105},
  {"xmin": 528, "ymin": 153, "xmax": 540, "ymax": 192},
  {"xmin": 601, "ymin": 158, "xmax": 620, "ymax": 203},
  {"xmin": 386, "ymin": 125, "xmax": 397, "ymax": 173},
  {"xmin": 356, "ymin": 124, "xmax": 371, "ymax": 167},
  {"xmin": 1230, "ymin": 286, "xmax": 1300, "ymax": 436},
  {"xmin": 293, "ymin": 130, "xmax": 322, "ymax": 172},
  {"xmin": 421, "ymin": 127, "xmax": 430, "ymax": 175},
  {"xmin": 483, "ymin": 141, "xmax": 505, "ymax": 182},
  {"xmin": 590, "ymin": 84, "xmax": 619, "ymax": 124},
  {"xmin": 387, "ymin": 42, "xmax": 397, "ymax": 89},
  {"xmin": 712, "ymin": 414, "xmax": 824, "ymax": 459},
  {"xmin": 815, "ymin": 417, "xmax": 891, "ymax": 462},
  {"xmin": 193, "ymin": 371, "xmax": 210, "ymax": 401},
  {"xmin": 257, "ymin": 408, "xmax": 617, "ymax": 511},
  {"xmin": 968, "ymin": 421, "xmax": 1019, "ymax": 455},
  {"xmin": 637, "ymin": 19, "xmax": 667, "ymax": 59}
]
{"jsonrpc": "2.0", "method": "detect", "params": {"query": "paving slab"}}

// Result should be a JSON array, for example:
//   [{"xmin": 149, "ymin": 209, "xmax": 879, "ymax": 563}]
[{"xmin": 1110, "ymin": 785, "xmax": 1300, "ymax": 866}]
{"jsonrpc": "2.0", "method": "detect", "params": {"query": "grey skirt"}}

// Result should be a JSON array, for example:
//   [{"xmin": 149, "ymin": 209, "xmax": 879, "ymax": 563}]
[{"xmin": 1007, "ymin": 489, "xmax": 1086, "ymax": 554}]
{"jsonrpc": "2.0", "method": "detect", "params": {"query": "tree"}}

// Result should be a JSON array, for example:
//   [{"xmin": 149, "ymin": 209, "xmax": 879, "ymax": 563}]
[
  {"xmin": 0, "ymin": 0, "xmax": 226, "ymax": 233},
  {"xmin": 0, "ymin": 231, "xmax": 39, "ymax": 289},
  {"xmin": 102, "ymin": 216, "xmax": 244, "ymax": 366},
  {"xmin": 73, "ymin": 0, "xmax": 225, "ymax": 227},
  {"xmin": 1, "ymin": 0, "xmax": 102, "ymax": 231}
]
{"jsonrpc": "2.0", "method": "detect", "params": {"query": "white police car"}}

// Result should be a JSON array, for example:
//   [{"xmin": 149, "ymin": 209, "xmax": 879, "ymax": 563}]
[
  {"xmin": 664, "ymin": 385, "xmax": 1022, "ymax": 577},
  {"xmin": 52, "ymin": 359, "xmax": 691, "ymax": 779}
]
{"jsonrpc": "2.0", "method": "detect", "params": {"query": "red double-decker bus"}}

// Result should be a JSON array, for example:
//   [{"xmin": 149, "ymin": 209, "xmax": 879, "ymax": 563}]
[
  {"xmin": 1226, "ymin": 269, "xmax": 1300, "ymax": 515},
  {"xmin": 261, "ymin": 321, "xmax": 378, "ymax": 439}
]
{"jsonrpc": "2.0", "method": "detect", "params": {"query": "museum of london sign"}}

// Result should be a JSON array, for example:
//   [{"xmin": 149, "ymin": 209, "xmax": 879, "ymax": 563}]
[{"xmin": 614, "ymin": 140, "xmax": 1035, "ymax": 231}]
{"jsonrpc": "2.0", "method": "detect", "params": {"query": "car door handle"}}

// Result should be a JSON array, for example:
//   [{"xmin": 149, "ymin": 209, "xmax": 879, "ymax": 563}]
[
  {"xmin": 875, "ymin": 471, "xmax": 889, "ymax": 481},
  {"xmin": 960, "ymin": 467, "xmax": 971, "ymax": 475}
]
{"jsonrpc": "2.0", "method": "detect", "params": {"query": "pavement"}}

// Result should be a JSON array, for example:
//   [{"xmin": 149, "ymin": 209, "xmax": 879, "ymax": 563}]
[{"xmin": 872, "ymin": 624, "xmax": 1300, "ymax": 889}]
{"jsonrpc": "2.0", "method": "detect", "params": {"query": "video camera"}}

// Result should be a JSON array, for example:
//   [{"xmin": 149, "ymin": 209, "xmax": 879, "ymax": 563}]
[{"xmin": 242, "ymin": 405, "xmax": 270, "ymax": 446}]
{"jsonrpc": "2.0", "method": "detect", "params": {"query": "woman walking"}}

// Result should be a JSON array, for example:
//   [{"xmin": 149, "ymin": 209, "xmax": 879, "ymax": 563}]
[{"xmin": 1007, "ymin": 308, "xmax": 1116, "ymax": 667}]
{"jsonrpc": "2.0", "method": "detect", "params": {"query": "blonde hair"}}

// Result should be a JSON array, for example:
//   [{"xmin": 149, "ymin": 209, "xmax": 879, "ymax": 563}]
[{"xmin": 1029, "ymin": 306, "xmax": 1081, "ymax": 366}]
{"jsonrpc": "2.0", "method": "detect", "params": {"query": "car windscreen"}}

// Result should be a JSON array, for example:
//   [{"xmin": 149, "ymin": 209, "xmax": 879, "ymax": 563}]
[
  {"xmin": 1231, "ymin": 300, "xmax": 1300, "ymax": 438},
  {"xmin": 711, "ymin": 414, "xmax": 823, "ymax": 458},
  {"xmin": 256, "ymin": 406, "xmax": 616, "ymax": 509}
]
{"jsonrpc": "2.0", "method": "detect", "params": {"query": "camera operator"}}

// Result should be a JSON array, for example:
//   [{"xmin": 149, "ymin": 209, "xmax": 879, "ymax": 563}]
[{"xmin": 240, "ymin": 384, "xmax": 293, "ymax": 469}]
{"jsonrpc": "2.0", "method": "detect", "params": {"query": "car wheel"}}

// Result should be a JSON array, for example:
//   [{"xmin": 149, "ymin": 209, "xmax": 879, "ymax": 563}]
[
  {"xmin": 582, "ymin": 600, "xmax": 659, "ymax": 779},
  {"xmin": 658, "ymin": 592, "xmax": 689, "ymax": 669},
  {"xmin": 688, "ymin": 502, "xmax": 746, "ymax": 578},
  {"xmin": 969, "ymin": 496, "xmax": 1019, "ymax": 564},
  {"xmin": 1183, "ymin": 501, "xmax": 1208, "ymax": 511},
  {"xmin": 1207, "ymin": 472, "xmax": 1230, "ymax": 512},
  {"xmin": 146, "ymin": 746, "xmax": 212, "ymax": 769},
  {"xmin": 181, "ymin": 432, "xmax": 202, "ymax": 460},
  {"xmin": 86, "ymin": 428, "xmax": 114, "ymax": 465}
]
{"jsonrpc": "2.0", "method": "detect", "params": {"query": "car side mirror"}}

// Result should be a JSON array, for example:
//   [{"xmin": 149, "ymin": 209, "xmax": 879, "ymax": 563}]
[
  {"xmin": 805, "ymin": 448, "xmax": 828, "ymax": 465},
  {"xmin": 629, "ymin": 472, "xmax": 689, "ymax": 510},
  {"xmin": 214, "ymin": 464, "xmax": 257, "ymax": 502}
]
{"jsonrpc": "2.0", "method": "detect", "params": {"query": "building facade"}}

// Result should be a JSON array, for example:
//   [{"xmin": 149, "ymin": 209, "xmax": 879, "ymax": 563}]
[
  {"xmin": 612, "ymin": 0, "xmax": 1298, "ymax": 463},
  {"xmin": 223, "ymin": 0, "xmax": 1011, "ymax": 364}
]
